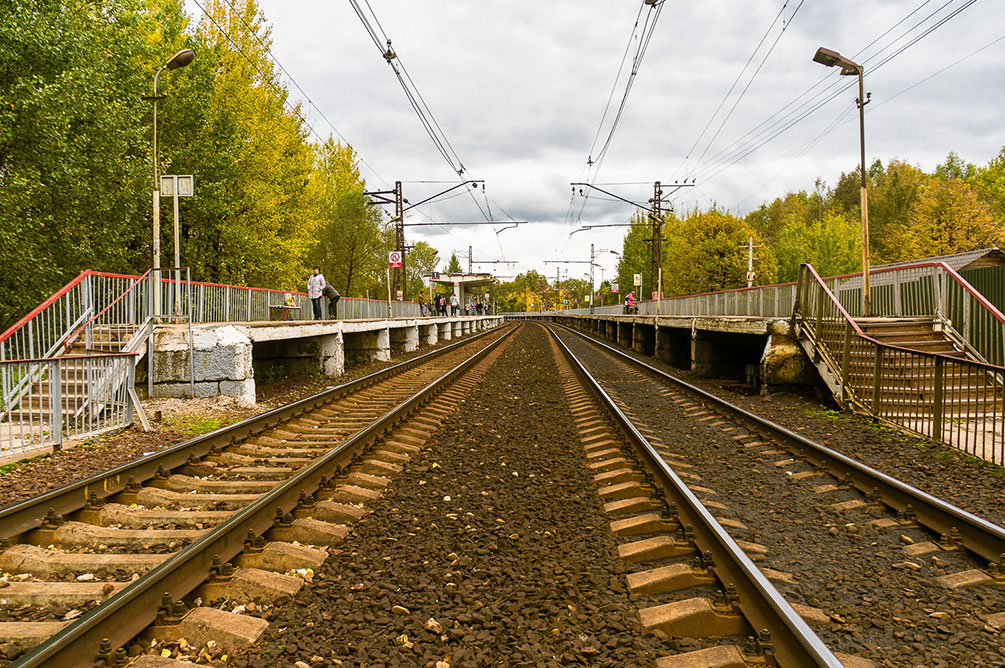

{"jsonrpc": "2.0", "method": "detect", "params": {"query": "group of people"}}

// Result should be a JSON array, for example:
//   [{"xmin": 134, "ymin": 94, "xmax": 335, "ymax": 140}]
[
  {"xmin": 307, "ymin": 267, "xmax": 492, "ymax": 320},
  {"xmin": 418, "ymin": 293, "xmax": 492, "ymax": 317},
  {"xmin": 307, "ymin": 266, "xmax": 340, "ymax": 320}
]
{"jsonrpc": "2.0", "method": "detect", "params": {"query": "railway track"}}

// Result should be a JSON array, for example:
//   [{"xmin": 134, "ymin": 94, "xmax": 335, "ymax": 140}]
[
  {"xmin": 547, "ymin": 322, "xmax": 1005, "ymax": 666},
  {"xmin": 0, "ymin": 322, "xmax": 516, "ymax": 667}
]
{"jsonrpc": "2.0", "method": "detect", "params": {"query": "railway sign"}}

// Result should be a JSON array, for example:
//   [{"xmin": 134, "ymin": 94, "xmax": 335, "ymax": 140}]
[
  {"xmin": 611, "ymin": 283, "xmax": 619, "ymax": 293},
  {"xmin": 160, "ymin": 175, "xmax": 194, "ymax": 197},
  {"xmin": 633, "ymin": 273, "xmax": 642, "ymax": 287},
  {"xmin": 388, "ymin": 251, "xmax": 402, "ymax": 268}
]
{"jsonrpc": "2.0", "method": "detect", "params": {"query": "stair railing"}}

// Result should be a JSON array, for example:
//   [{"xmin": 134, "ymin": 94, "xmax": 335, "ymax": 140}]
[
  {"xmin": 0, "ymin": 352, "xmax": 139, "ymax": 455},
  {"xmin": 64, "ymin": 269, "xmax": 153, "ymax": 355},
  {"xmin": 829, "ymin": 261, "xmax": 1005, "ymax": 366},
  {"xmin": 795, "ymin": 263, "xmax": 1005, "ymax": 463}
]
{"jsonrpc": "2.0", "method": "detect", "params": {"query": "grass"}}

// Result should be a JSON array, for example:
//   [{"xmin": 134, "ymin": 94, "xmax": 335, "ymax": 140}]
[
  {"xmin": 182, "ymin": 417, "xmax": 225, "ymax": 435},
  {"xmin": 162, "ymin": 415, "xmax": 226, "ymax": 435},
  {"xmin": 802, "ymin": 405, "xmax": 1005, "ymax": 476},
  {"xmin": 801, "ymin": 405, "xmax": 898, "ymax": 435},
  {"xmin": 0, "ymin": 454, "xmax": 47, "ymax": 477}
]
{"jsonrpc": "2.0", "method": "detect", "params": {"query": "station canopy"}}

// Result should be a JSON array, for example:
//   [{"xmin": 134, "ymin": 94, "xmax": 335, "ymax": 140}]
[{"xmin": 427, "ymin": 272, "xmax": 498, "ymax": 288}]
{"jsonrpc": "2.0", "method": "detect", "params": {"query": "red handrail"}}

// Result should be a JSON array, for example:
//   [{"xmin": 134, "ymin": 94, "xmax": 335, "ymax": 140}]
[
  {"xmin": 0, "ymin": 270, "xmax": 93, "ymax": 346},
  {"xmin": 801, "ymin": 264, "xmax": 867, "ymax": 337},
  {"xmin": 63, "ymin": 269, "xmax": 153, "ymax": 353},
  {"xmin": 798, "ymin": 263, "xmax": 1005, "ymax": 370},
  {"xmin": 0, "ymin": 352, "xmax": 138, "ymax": 364}
]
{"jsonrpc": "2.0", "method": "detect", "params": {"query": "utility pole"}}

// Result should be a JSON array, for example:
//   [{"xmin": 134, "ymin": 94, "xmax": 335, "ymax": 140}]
[
  {"xmin": 556, "ymin": 266, "xmax": 561, "ymax": 309},
  {"xmin": 649, "ymin": 180, "xmax": 663, "ymax": 304},
  {"xmin": 589, "ymin": 244, "xmax": 595, "ymax": 314},
  {"xmin": 741, "ymin": 236, "xmax": 761, "ymax": 287},
  {"xmin": 468, "ymin": 246, "xmax": 473, "ymax": 273},
  {"xmin": 391, "ymin": 180, "xmax": 406, "ymax": 300}
]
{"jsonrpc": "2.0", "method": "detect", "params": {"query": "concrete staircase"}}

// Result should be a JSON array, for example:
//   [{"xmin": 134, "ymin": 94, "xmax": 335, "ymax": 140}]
[
  {"xmin": 856, "ymin": 317, "xmax": 964, "ymax": 357},
  {"xmin": 802, "ymin": 316, "xmax": 1002, "ymax": 419}
]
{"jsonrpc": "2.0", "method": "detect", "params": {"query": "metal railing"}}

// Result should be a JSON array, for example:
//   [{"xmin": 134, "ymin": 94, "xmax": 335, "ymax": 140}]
[
  {"xmin": 794, "ymin": 264, "xmax": 1004, "ymax": 463},
  {"xmin": 0, "ymin": 269, "xmax": 430, "ymax": 452},
  {"xmin": 181, "ymin": 280, "xmax": 421, "ymax": 322},
  {"xmin": 522, "ymin": 262, "xmax": 1004, "ymax": 365},
  {"xmin": 829, "ymin": 262, "xmax": 1005, "ymax": 366},
  {"xmin": 0, "ymin": 354, "xmax": 138, "ymax": 455}
]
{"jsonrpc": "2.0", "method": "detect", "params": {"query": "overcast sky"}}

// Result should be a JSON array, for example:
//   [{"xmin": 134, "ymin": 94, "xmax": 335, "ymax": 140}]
[{"xmin": 185, "ymin": 0, "xmax": 1004, "ymax": 284}]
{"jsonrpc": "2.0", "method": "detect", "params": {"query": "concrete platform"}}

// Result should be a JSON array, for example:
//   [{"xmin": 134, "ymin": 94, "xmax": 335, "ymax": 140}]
[
  {"xmin": 516, "ymin": 314, "xmax": 817, "ymax": 390},
  {"xmin": 150, "ymin": 316, "xmax": 503, "ymax": 403}
]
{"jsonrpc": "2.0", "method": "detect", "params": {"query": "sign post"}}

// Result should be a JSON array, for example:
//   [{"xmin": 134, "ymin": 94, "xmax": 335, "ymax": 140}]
[{"xmin": 160, "ymin": 174, "xmax": 194, "ymax": 316}]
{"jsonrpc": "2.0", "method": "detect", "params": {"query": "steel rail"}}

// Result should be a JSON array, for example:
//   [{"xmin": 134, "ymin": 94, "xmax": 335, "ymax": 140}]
[
  {"xmin": 557, "ymin": 322, "xmax": 1005, "ymax": 564},
  {"xmin": 15, "ymin": 322, "xmax": 517, "ymax": 667},
  {"xmin": 0, "ymin": 324, "xmax": 510, "ymax": 540},
  {"xmin": 545, "ymin": 324, "xmax": 843, "ymax": 668}
]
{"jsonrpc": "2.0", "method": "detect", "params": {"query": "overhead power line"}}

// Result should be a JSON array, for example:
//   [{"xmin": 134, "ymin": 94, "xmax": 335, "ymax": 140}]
[
  {"xmin": 689, "ymin": 0, "xmax": 981, "ymax": 185},
  {"xmin": 203, "ymin": 0, "xmax": 387, "ymax": 185},
  {"xmin": 348, "ymin": 0, "xmax": 513, "ymax": 260},
  {"xmin": 563, "ymin": 0, "xmax": 669, "ymax": 248}
]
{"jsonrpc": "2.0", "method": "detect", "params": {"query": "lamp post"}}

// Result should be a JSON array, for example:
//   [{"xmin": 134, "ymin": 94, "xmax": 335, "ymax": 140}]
[
  {"xmin": 813, "ymin": 46, "xmax": 871, "ymax": 316},
  {"xmin": 145, "ymin": 48, "xmax": 195, "ymax": 316}
]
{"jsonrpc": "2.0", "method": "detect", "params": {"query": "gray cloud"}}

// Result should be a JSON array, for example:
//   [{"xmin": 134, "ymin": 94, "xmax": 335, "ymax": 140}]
[{"xmin": 196, "ymin": 0, "xmax": 1005, "ymax": 278}]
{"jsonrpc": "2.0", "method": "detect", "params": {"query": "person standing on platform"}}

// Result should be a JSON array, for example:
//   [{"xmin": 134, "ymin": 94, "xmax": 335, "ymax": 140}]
[
  {"xmin": 438, "ymin": 294, "xmax": 447, "ymax": 316},
  {"xmin": 308, "ymin": 266, "xmax": 325, "ymax": 320},
  {"xmin": 418, "ymin": 293, "xmax": 427, "ymax": 317},
  {"xmin": 450, "ymin": 293, "xmax": 459, "ymax": 316},
  {"xmin": 323, "ymin": 283, "xmax": 340, "ymax": 319}
]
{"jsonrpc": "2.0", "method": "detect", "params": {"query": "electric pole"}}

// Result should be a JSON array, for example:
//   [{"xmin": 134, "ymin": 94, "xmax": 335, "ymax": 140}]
[
  {"xmin": 649, "ymin": 181, "xmax": 663, "ymax": 303},
  {"xmin": 590, "ymin": 244, "xmax": 595, "ymax": 315},
  {"xmin": 392, "ymin": 181, "xmax": 405, "ymax": 300},
  {"xmin": 741, "ymin": 236, "xmax": 761, "ymax": 287},
  {"xmin": 365, "ymin": 179, "xmax": 497, "ymax": 302}
]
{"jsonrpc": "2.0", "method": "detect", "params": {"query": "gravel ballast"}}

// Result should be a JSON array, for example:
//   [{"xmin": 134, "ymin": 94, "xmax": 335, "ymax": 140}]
[
  {"xmin": 574, "ymin": 325, "xmax": 1005, "ymax": 528},
  {"xmin": 557, "ymin": 326, "xmax": 1005, "ymax": 668},
  {"xmin": 234, "ymin": 323, "xmax": 660, "ymax": 667}
]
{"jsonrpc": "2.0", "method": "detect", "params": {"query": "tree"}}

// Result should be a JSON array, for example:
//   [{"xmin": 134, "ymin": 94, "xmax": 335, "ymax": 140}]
[
  {"xmin": 406, "ymin": 241, "xmax": 439, "ymax": 299},
  {"xmin": 615, "ymin": 212, "xmax": 651, "ymax": 299},
  {"xmin": 746, "ymin": 190, "xmax": 825, "ymax": 248},
  {"xmin": 0, "ymin": 0, "xmax": 163, "ymax": 327},
  {"xmin": 971, "ymin": 146, "xmax": 1005, "ymax": 223},
  {"xmin": 662, "ymin": 207, "xmax": 776, "ymax": 295},
  {"xmin": 774, "ymin": 211, "xmax": 861, "ymax": 280},
  {"xmin": 306, "ymin": 139, "xmax": 386, "ymax": 297},
  {"xmin": 935, "ymin": 151, "xmax": 977, "ymax": 181},
  {"xmin": 189, "ymin": 0, "xmax": 314, "ymax": 290},
  {"xmin": 494, "ymin": 270, "xmax": 549, "ymax": 312},
  {"xmin": 867, "ymin": 160, "xmax": 928, "ymax": 263},
  {"xmin": 889, "ymin": 178, "xmax": 1001, "ymax": 260},
  {"xmin": 445, "ymin": 253, "xmax": 463, "ymax": 274}
]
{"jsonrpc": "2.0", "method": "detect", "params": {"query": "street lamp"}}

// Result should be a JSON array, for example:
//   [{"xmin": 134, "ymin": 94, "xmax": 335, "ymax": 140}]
[
  {"xmin": 813, "ymin": 46, "xmax": 872, "ymax": 316},
  {"xmin": 146, "ymin": 48, "xmax": 195, "ymax": 315}
]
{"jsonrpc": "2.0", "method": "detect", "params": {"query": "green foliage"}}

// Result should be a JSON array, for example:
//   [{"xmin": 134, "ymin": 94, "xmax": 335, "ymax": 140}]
[
  {"xmin": 615, "ymin": 212, "xmax": 651, "ymax": 299},
  {"xmin": 445, "ymin": 253, "xmax": 462, "ymax": 274},
  {"xmin": 407, "ymin": 241, "xmax": 439, "ymax": 299},
  {"xmin": 306, "ymin": 139, "xmax": 388, "ymax": 297},
  {"xmin": 774, "ymin": 210, "xmax": 861, "ymax": 281},
  {"xmin": 0, "ymin": 0, "xmax": 160, "ymax": 326},
  {"xmin": 663, "ymin": 208, "xmax": 776, "ymax": 295},
  {"xmin": 0, "ymin": 0, "xmax": 367, "ymax": 328},
  {"xmin": 891, "ymin": 177, "xmax": 1000, "ymax": 261},
  {"xmin": 971, "ymin": 147, "xmax": 1005, "ymax": 223}
]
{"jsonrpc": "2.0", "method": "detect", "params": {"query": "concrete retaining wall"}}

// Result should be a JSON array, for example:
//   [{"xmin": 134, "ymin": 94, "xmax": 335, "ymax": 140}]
[
  {"xmin": 151, "ymin": 316, "xmax": 502, "ymax": 404},
  {"xmin": 522, "ymin": 314, "xmax": 817, "ymax": 392}
]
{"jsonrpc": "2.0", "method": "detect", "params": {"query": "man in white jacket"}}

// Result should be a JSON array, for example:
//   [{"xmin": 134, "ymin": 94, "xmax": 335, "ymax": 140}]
[{"xmin": 307, "ymin": 266, "xmax": 326, "ymax": 320}]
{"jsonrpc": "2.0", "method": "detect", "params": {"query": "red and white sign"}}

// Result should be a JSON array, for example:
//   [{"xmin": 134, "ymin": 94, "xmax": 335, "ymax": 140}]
[
  {"xmin": 388, "ymin": 251, "xmax": 402, "ymax": 268},
  {"xmin": 611, "ymin": 283, "xmax": 619, "ymax": 293}
]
